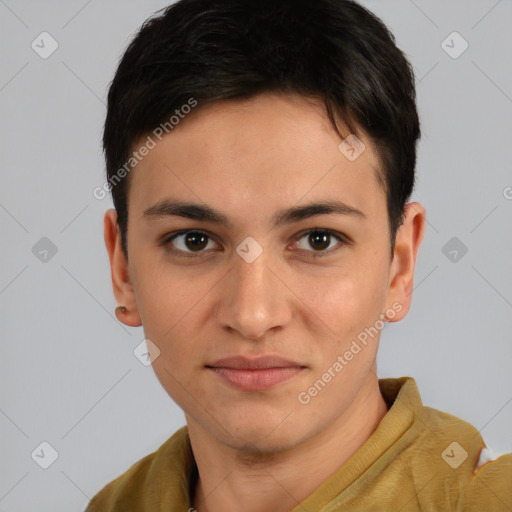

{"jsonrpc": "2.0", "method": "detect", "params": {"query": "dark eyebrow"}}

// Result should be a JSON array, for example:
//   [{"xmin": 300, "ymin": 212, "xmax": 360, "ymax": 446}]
[{"xmin": 142, "ymin": 199, "xmax": 366, "ymax": 229}]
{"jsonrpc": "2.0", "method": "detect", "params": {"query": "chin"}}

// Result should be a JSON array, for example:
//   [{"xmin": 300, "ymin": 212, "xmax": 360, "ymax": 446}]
[
  {"xmin": 233, "ymin": 435, "xmax": 298, "ymax": 456},
  {"xmin": 216, "ymin": 419, "xmax": 305, "ymax": 455}
]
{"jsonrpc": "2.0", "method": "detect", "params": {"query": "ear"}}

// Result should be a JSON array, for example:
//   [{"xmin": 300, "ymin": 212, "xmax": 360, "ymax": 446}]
[
  {"xmin": 385, "ymin": 202, "xmax": 426, "ymax": 322},
  {"xmin": 104, "ymin": 209, "xmax": 142, "ymax": 327}
]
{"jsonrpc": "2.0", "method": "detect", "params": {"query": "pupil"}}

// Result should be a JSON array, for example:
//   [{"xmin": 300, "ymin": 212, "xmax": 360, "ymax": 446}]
[
  {"xmin": 186, "ymin": 232, "xmax": 208, "ymax": 251},
  {"xmin": 310, "ymin": 231, "xmax": 329, "ymax": 250}
]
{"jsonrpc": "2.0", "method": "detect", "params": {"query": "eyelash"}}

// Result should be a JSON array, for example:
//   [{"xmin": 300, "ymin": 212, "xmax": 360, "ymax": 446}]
[{"xmin": 161, "ymin": 228, "xmax": 349, "ymax": 260}]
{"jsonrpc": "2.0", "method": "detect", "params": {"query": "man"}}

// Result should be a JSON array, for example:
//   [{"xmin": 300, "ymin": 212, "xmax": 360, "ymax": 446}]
[{"xmin": 87, "ymin": 0, "xmax": 512, "ymax": 510}]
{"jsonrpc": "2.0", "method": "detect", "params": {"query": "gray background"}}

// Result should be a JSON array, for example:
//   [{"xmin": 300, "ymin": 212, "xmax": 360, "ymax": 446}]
[{"xmin": 0, "ymin": 1, "xmax": 511, "ymax": 510}]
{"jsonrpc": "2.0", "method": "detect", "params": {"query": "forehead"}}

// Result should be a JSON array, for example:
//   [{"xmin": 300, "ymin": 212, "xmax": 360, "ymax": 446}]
[{"xmin": 128, "ymin": 93, "xmax": 385, "ymax": 225}]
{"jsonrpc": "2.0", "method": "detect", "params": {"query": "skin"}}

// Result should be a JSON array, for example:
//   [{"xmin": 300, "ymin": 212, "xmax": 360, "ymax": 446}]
[{"xmin": 104, "ymin": 92, "xmax": 426, "ymax": 512}]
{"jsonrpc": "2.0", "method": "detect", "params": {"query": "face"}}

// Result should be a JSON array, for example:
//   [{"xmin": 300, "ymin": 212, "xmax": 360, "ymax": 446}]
[{"xmin": 105, "ymin": 92, "xmax": 424, "ymax": 453}]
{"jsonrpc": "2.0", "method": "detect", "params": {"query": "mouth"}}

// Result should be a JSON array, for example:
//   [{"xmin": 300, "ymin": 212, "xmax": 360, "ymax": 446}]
[{"xmin": 206, "ymin": 356, "xmax": 307, "ymax": 391}]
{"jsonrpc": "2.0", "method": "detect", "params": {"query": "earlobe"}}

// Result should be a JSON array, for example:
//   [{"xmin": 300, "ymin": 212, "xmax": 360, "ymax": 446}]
[
  {"xmin": 385, "ymin": 202, "xmax": 426, "ymax": 322},
  {"xmin": 104, "ymin": 209, "xmax": 142, "ymax": 327}
]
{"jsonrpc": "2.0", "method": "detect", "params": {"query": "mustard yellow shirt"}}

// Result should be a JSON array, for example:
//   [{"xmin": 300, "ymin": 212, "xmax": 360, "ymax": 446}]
[{"xmin": 85, "ymin": 376, "xmax": 512, "ymax": 511}]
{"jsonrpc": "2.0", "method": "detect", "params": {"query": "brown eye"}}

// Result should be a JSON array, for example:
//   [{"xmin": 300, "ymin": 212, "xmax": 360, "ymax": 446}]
[
  {"xmin": 293, "ymin": 229, "xmax": 347, "ymax": 257},
  {"xmin": 165, "ymin": 230, "xmax": 217, "ymax": 255},
  {"xmin": 307, "ymin": 231, "xmax": 331, "ymax": 251}
]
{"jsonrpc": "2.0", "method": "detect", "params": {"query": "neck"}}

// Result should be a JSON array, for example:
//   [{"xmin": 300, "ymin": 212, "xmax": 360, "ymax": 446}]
[{"xmin": 189, "ymin": 374, "xmax": 388, "ymax": 512}]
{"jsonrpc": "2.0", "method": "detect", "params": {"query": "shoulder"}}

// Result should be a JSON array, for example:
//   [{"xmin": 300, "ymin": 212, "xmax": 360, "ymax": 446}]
[
  {"xmin": 85, "ymin": 426, "xmax": 191, "ymax": 512},
  {"xmin": 414, "ymin": 405, "xmax": 512, "ymax": 511}
]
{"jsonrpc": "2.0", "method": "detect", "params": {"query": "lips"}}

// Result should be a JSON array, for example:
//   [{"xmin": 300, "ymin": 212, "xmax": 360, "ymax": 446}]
[
  {"xmin": 206, "ymin": 355, "xmax": 304, "ymax": 370},
  {"xmin": 206, "ymin": 356, "xmax": 306, "ymax": 391}
]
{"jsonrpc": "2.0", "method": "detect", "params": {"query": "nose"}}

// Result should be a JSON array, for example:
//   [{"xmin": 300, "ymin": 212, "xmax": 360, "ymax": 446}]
[{"xmin": 214, "ymin": 251, "xmax": 292, "ymax": 340}]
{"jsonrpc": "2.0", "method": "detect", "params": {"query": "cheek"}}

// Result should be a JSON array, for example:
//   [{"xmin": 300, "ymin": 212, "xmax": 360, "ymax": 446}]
[
  {"xmin": 131, "ymin": 263, "xmax": 219, "ymax": 376},
  {"xmin": 131, "ymin": 257, "xmax": 208, "ymax": 336},
  {"xmin": 290, "ymin": 261, "xmax": 386, "ymax": 334}
]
